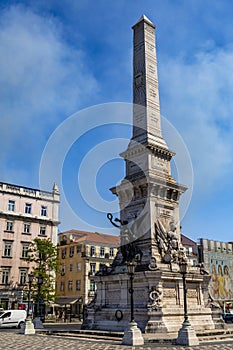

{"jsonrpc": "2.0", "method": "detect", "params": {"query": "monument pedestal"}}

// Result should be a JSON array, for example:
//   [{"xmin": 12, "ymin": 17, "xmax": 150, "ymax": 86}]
[
  {"xmin": 82, "ymin": 266, "xmax": 216, "ymax": 334},
  {"xmin": 122, "ymin": 321, "xmax": 144, "ymax": 346}
]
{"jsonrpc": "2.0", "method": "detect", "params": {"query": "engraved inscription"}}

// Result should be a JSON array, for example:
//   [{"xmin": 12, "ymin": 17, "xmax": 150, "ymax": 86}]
[
  {"xmin": 163, "ymin": 288, "xmax": 176, "ymax": 298},
  {"xmin": 148, "ymin": 64, "xmax": 155, "ymax": 74},
  {"xmin": 187, "ymin": 290, "xmax": 198, "ymax": 298}
]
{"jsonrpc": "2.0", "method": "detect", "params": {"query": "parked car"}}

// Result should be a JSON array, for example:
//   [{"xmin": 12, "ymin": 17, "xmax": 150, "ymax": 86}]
[
  {"xmin": 0, "ymin": 310, "xmax": 26, "ymax": 328},
  {"xmin": 222, "ymin": 310, "xmax": 233, "ymax": 323}
]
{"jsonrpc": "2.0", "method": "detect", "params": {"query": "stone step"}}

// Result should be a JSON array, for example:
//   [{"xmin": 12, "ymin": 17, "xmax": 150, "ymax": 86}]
[
  {"xmin": 38, "ymin": 327, "xmax": 233, "ymax": 344},
  {"xmin": 39, "ymin": 329, "xmax": 123, "ymax": 340},
  {"xmin": 47, "ymin": 332, "xmax": 121, "ymax": 342}
]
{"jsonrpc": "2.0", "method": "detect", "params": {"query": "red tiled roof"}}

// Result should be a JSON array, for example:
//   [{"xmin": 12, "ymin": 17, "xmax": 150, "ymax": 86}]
[{"xmin": 59, "ymin": 229, "xmax": 120, "ymax": 246}]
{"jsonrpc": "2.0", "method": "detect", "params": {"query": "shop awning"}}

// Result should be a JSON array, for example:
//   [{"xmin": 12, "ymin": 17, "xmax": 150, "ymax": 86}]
[{"xmin": 55, "ymin": 297, "xmax": 82, "ymax": 306}]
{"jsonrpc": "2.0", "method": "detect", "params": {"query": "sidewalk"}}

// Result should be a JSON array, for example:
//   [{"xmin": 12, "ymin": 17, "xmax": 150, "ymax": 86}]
[{"xmin": 1, "ymin": 330, "xmax": 233, "ymax": 350}]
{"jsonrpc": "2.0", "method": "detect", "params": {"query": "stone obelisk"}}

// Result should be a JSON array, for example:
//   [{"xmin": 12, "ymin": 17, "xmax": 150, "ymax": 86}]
[
  {"xmin": 111, "ymin": 14, "xmax": 186, "ymax": 267},
  {"xmin": 82, "ymin": 15, "xmax": 216, "ymax": 336}
]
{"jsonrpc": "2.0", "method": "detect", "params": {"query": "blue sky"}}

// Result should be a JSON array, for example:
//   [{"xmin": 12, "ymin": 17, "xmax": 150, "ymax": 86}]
[{"xmin": 1, "ymin": 0, "xmax": 233, "ymax": 242}]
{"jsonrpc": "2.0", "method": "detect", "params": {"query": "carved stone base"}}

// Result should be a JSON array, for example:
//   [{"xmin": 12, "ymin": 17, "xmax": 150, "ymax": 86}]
[
  {"xmin": 82, "ymin": 267, "xmax": 217, "ymax": 335},
  {"xmin": 122, "ymin": 321, "xmax": 144, "ymax": 346},
  {"xmin": 32, "ymin": 317, "xmax": 44, "ymax": 329},
  {"xmin": 176, "ymin": 320, "xmax": 199, "ymax": 346},
  {"xmin": 145, "ymin": 319, "xmax": 168, "ymax": 333},
  {"xmin": 18, "ymin": 317, "xmax": 35, "ymax": 335}
]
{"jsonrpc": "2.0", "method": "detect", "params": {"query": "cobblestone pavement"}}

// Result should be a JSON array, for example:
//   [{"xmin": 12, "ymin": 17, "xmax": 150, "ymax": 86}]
[{"xmin": 1, "ymin": 332, "xmax": 233, "ymax": 350}]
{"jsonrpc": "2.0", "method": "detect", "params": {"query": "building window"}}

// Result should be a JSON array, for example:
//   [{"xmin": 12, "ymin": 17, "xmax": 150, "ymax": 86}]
[
  {"xmin": 25, "ymin": 203, "xmax": 32, "ymax": 214},
  {"xmin": 8, "ymin": 200, "xmax": 15, "ymax": 211},
  {"xmin": 3, "ymin": 241, "xmax": 12, "ymax": 257},
  {"xmin": 90, "ymin": 246, "xmax": 95, "ymax": 257},
  {"xmin": 68, "ymin": 280, "xmax": 73, "ymax": 291},
  {"xmin": 69, "ymin": 246, "xmax": 74, "ymax": 257},
  {"xmin": 39, "ymin": 226, "xmax": 46, "ymax": 236},
  {"xmin": 61, "ymin": 264, "xmax": 65, "ymax": 275},
  {"xmin": 19, "ymin": 269, "xmax": 27, "ymax": 285},
  {"xmin": 100, "ymin": 247, "xmax": 105, "ymax": 257},
  {"xmin": 76, "ymin": 280, "xmax": 81, "ymax": 291},
  {"xmin": 77, "ymin": 245, "xmax": 81, "ymax": 253},
  {"xmin": 41, "ymin": 206, "xmax": 47, "ymax": 216},
  {"xmin": 90, "ymin": 263, "xmax": 96, "ymax": 274},
  {"xmin": 76, "ymin": 262, "xmax": 81, "ymax": 272},
  {"xmin": 6, "ymin": 221, "xmax": 14, "ymax": 232},
  {"xmin": 62, "ymin": 248, "xmax": 66, "ymax": 259},
  {"xmin": 90, "ymin": 280, "xmax": 95, "ymax": 292},
  {"xmin": 1, "ymin": 268, "xmax": 10, "ymax": 285},
  {"xmin": 110, "ymin": 247, "xmax": 114, "ymax": 257},
  {"xmin": 69, "ymin": 264, "xmax": 73, "ymax": 272},
  {"xmin": 21, "ymin": 243, "xmax": 29, "ymax": 258},
  {"xmin": 23, "ymin": 223, "xmax": 31, "ymax": 234},
  {"xmin": 60, "ymin": 281, "xmax": 65, "ymax": 291}
]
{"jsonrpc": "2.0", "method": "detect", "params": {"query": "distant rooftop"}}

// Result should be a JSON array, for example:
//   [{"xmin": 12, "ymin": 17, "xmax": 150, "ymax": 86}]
[
  {"xmin": 59, "ymin": 229, "xmax": 120, "ymax": 246},
  {"xmin": 0, "ymin": 181, "xmax": 58, "ymax": 199}
]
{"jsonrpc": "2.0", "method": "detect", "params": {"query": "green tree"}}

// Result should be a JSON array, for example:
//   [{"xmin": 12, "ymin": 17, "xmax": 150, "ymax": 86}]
[{"xmin": 23, "ymin": 238, "xmax": 60, "ymax": 304}]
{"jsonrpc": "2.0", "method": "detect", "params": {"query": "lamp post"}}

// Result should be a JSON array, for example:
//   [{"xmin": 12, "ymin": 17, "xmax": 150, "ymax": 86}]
[
  {"xmin": 20, "ymin": 272, "xmax": 35, "ymax": 334},
  {"xmin": 128, "ymin": 261, "xmax": 136, "ymax": 323},
  {"xmin": 180, "ymin": 261, "xmax": 189, "ymax": 324},
  {"xmin": 122, "ymin": 261, "xmax": 144, "ymax": 346},
  {"xmin": 33, "ymin": 274, "xmax": 44, "ymax": 329},
  {"xmin": 27, "ymin": 273, "xmax": 34, "ymax": 317},
  {"xmin": 176, "ymin": 261, "xmax": 199, "ymax": 346},
  {"xmin": 36, "ymin": 275, "xmax": 44, "ymax": 319}
]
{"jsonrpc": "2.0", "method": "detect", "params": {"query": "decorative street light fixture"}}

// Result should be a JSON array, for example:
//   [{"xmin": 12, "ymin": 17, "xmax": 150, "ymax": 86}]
[
  {"xmin": 176, "ymin": 261, "xmax": 199, "ymax": 346},
  {"xmin": 127, "ymin": 261, "xmax": 136, "ymax": 323},
  {"xmin": 33, "ymin": 274, "xmax": 44, "ymax": 329},
  {"xmin": 20, "ymin": 272, "xmax": 35, "ymax": 335},
  {"xmin": 36, "ymin": 275, "xmax": 44, "ymax": 319},
  {"xmin": 122, "ymin": 261, "xmax": 144, "ymax": 346},
  {"xmin": 179, "ymin": 261, "xmax": 189, "ymax": 324},
  {"xmin": 27, "ymin": 273, "xmax": 34, "ymax": 318}
]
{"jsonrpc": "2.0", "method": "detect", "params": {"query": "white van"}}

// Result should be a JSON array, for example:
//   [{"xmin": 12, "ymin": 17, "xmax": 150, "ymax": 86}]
[{"xmin": 0, "ymin": 310, "xmax": 26, "ymax": 328}]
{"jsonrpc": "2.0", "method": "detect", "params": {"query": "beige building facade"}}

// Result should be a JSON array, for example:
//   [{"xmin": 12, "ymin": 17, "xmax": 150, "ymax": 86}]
[
  {"xmin": 56, "ymin": 230, "xmax": 119, "ymax": 319},
  {"xmin": 0, "ymin": 181, "xmax": 60, "ymax": 309}
]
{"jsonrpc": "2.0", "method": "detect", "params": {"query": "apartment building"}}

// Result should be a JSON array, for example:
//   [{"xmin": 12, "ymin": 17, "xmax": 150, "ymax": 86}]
[
  {"xmin": 0, "ymin": 181, "xmax": 60, "ymax": 309},
  {"xmin": 56, "ymin": 230, "xmax": 120, "ymax": 318},
  {"xmin": 181, "ymin": 233, "xmax": 199, "ymax": 266}
]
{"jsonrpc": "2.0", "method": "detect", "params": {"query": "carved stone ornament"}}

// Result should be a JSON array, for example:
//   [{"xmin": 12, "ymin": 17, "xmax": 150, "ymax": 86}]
[
  {"xmin": 163, "ymin": 288, "xmax": 176, "ymax": 298},
  {"xmin": 206, "ymin": 294, "xmax": 221, "ymax": 309},
  {"xmin": 187, "ymin": 289, "xmax": 198, "ymax": 298},
  {"xmin": 155, "ymin": 219, "xmax": 187, "ymax": 266},
  {"xmin": 148, "ymin": 285, "xmax": 163, "ymax": 311},
  {"xmin": 148, "ymin": 256, "xmax": 158, "ymax": 270}
]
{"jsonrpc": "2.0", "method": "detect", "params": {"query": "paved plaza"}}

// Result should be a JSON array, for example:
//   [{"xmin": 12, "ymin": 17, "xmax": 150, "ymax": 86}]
[{"xmin": 1, "ymin": 331, "xmax": 233, "ymax": 350}]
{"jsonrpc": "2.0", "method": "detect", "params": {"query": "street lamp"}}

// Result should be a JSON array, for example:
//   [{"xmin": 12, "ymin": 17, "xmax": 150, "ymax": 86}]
[
  {"xmin": 179, "ymin": 261, "xmax": 189, "ymax": 324},
  {"xmin": 127, "ymin": 261, "xmax": 136, "ymax": 323},
  {"xmin": 33, "ymin": 274, "xmax": 44, "ymax": 329},
  {"xmin": 176, "ymin": 261, "xmax": 199, "ymax": 346},
  {"xmin": 122, "ymin": 261, "xmax": 144, "ymax": 346},
  {"xmin": 36, "ymin": 275, "xmax": 44, "ymax": 319},
  {"xmin": 20, "ymin": 272, "xmax": 35, "ymax": 334},
  {"xmin": 27, "ymin": 273, "xmax": 34, "ymax": 318}
]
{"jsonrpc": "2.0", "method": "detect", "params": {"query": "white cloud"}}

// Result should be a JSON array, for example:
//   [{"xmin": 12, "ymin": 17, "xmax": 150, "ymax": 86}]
[{"xmin": 0, "ymin": 5, "xmax": 98, "ymax": 184}]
